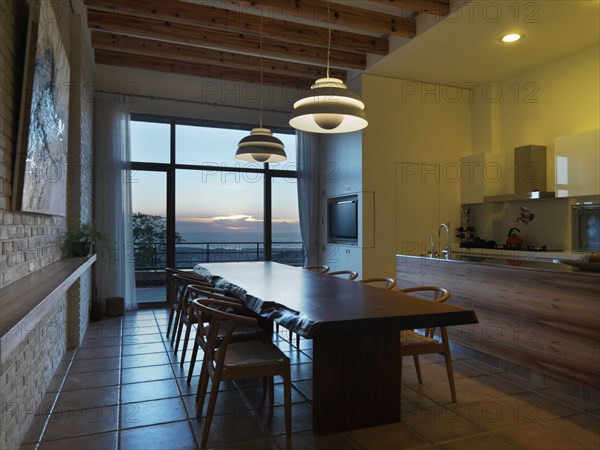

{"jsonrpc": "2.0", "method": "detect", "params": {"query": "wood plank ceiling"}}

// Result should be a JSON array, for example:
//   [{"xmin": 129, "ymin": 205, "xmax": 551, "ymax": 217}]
[{"xmin": 85, "ymin": 0, "xmax": 450, "ymax": 89}]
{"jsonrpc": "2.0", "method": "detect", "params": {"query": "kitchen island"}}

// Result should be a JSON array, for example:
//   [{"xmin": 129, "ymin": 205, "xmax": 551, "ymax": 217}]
[{"xmin": 396, "ymin": 254, "xmax": 600, "ymax": 394}]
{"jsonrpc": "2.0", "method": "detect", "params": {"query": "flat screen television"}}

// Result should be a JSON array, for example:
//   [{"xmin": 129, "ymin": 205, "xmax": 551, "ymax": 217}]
[{"xmin": 328, "ymin": 197, "xmax": 358, "ymax": 244}]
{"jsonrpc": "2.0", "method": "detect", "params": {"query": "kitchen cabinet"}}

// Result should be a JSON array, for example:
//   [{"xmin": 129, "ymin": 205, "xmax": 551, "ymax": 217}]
[
  {"xmin": 460, "ymin": 152, "xmax": 509, "ymax": 204},
  {"xmin": 555, "ymin": 129, "xmax": 600, "ymax": 197},
  {"xmin": 322, "ymin": 244, "xmax": 362, "ymax": 275},
  {"xmin": 322, "ymin": 132, "xmax": 362, "ymax": 196}
]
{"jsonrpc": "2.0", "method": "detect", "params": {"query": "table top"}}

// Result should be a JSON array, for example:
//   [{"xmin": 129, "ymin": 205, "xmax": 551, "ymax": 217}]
[{"xmin": 195, "ymin": 262, "xmax": 478, "ymax": 338}]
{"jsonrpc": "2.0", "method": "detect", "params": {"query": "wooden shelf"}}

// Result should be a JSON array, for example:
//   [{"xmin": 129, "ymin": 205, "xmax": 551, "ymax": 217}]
[{"xmin": 0, "ymin": 255, "xmax": 96, "ymax": 363}]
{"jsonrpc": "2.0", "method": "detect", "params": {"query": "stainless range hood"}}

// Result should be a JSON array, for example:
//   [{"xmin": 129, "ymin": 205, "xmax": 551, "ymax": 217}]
[{"xmin": 484, "ymin": 145, "xmax": 555, "ymax": 202}]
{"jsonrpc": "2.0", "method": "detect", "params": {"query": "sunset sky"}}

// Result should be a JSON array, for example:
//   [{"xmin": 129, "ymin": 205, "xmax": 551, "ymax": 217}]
[{"xmin": 130, "ymin": 121, "xmax": 301, "ymax": 242}]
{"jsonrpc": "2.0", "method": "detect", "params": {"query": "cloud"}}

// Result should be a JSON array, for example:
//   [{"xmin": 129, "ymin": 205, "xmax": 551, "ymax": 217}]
[{"xmin": 179, "ymin": 214, "xmax": 263, "ymax": 223}]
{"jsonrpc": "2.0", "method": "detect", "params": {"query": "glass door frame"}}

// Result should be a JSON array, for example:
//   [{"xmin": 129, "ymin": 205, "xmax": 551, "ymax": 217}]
[{"xmin": 130, "ymin": 113, "xmax": 299, "ymax": 273}]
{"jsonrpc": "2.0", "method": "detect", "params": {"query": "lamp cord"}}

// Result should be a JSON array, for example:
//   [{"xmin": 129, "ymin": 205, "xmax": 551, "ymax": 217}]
[
  {"xmin": 326, "ymin": 0, "xmax": 331, "ymax": 78},
  {"xmin": 259, "ymin": 11, "xmax": 264, "ymax": 128}
]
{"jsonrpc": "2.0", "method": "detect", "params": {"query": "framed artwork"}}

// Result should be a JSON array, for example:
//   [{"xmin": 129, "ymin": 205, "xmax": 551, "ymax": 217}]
[{"xmin": 12, "ymin": 4, "xmax": 70, "ymax": 216}]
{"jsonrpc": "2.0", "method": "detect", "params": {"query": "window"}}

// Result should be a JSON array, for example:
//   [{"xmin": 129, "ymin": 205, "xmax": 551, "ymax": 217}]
[
  {"xmin": 130, "ymin": 119, "xmax": 170, "ymax": 163},
  {"xmin": 130, "ymin": 115, "xmax": 301, "ymax": 303}
]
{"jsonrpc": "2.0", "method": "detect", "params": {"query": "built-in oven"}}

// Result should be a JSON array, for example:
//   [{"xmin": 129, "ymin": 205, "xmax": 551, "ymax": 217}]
[{"xmin": 572, "ymin": 203, "xmax": 600, "ymax": 252}]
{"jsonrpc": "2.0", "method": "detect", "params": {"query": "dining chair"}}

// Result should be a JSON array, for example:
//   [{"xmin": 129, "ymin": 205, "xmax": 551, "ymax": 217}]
[
  {"xmin": 359, "ymin": 277, "xmax": 397, "ymax": 289},
  {"xmin": 186, "ymin": 288, "xmax": 264, "ymax": 384},
  {"xmin": 399, "ymin": 286, "xmax": 457, "ymax": 403},
  {"xmin": 166, "ymin": 268, "xmax": 198, "ymax": 338},
  {"xmin": 169, "ymin": 273, "xmax": 200, "ymax": 344},
  {"xmin": 303, "ymin": 265, "xmax": 330, "ymax": 274},
  {"xmin": 326, "ymin": 270, "xmax": 359, "ymax": 280},
  {"xmin": 193, "ymin": 299, "xmax": 292, "ymax": 448},
  {"xmin": 171, "ymin": 274, "xmax": 225, "ymax": 354}
]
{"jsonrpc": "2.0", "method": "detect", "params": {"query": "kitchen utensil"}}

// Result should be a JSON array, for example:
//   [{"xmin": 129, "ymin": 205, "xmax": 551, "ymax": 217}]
[{"xmin": 506, "ymin": 228, "xmax": 522, "ymax": 248}]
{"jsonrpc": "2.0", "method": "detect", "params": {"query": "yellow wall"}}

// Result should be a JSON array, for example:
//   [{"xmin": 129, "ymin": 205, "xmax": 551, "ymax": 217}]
[
  {"xmin": 468, "ymin": 44, "xmax": 599, "ymax": 249},
  {"xmin": 471, "ymin": 44, "xmax": 600, "ymax": 190},
  {"xmin": 361, "ymin": 76, "xmax": 472, "ymax": 276}
]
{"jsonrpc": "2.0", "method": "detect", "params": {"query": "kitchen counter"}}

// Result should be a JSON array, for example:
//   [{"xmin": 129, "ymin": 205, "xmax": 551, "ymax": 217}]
[
  {"xmin": 405, "ymin": 252, "xmax": 599, "ymax": 275},
  {"xmin": 455, "ymin": 247, "xmax": 581, "ymax": 261},
  {"xmin": 396, "ymin": 254, "xmax": 600, "ymax": 391}
]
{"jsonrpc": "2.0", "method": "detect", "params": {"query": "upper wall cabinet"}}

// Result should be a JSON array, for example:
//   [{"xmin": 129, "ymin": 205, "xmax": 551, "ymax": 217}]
[
  {"xmin": 555, "ymin": 129, "xmax": 600, "ymax": 198},
  {"xmin": 322, "ymin": 132, "xmax": 362, "ymax": 196},
  {"xmin": 460, "ymin": 153, "xmax": 509, "ymax": 204}
]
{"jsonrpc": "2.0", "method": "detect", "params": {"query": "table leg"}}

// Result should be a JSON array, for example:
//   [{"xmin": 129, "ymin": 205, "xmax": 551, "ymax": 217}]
[{"xmin": 312, "ymin": 331, "xmax": 401, "ymax": 435}]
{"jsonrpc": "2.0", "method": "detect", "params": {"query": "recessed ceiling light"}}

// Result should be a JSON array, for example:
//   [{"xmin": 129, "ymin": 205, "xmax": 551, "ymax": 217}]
[{"xmin": 501, "ymin": 33, "xmax": 522, "ymax": 43}]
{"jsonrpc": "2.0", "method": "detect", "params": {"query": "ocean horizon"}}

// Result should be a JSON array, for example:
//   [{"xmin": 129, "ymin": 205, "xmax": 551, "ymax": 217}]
[{"xmin": 178, "ymin": 230, "xmax": 302, "ymax": 244}]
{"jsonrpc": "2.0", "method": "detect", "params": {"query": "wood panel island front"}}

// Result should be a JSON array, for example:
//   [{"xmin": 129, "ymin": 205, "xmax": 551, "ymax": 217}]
[{"xmin": 396, "ymin": 254, "xmax": 600, "ymax": 394}]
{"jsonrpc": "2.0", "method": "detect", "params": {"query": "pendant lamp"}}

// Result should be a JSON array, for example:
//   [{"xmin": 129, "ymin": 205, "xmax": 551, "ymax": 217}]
[
  {"xmin": 289, "ymin": 1, "xmax": 367, "ymax": 134},
  {"xmin": 236, "ymin": 13, "xmax": 287, "ymax": 163}
]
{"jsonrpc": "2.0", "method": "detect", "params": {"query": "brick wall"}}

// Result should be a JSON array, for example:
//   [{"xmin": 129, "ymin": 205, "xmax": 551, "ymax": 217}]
[
  {"xmin": 0, "ymin": 295, "xmax": 67, "ymax": 450},
  {"xmin": 0, "ymin": 0, "xmax": 66, "ymax": 288},
  {"xmin": 65, "ymin": 1, "xmax": 95, "ymax": 347},
  {"xmin": 0, "ymin": 0, "xmax": 95, "ymax": 447}
]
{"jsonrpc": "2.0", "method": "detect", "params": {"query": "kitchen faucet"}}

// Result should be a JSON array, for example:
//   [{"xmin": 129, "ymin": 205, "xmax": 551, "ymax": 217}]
[{"xmin": 439, "ymin": 222, "xmax": 451, "ymax": 259}]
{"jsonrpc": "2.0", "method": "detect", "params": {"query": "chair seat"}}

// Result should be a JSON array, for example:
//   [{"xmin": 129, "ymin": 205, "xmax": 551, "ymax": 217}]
[
  {"xmin": 202, "ymin": 321, "xmax": 263, "ymax": 344},
  {"xmin": 219, "ymin": 341, "xmax": 287, "ymax": 369},
  {"xmin": 400, "ymin": 330, "xmax": 439, "ymax": 346}
]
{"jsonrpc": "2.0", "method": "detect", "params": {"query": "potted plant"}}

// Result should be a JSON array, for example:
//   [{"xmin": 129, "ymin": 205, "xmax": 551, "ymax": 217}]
[{"xmin": 63, "ymin": 222, "xmax": 107, "ymax": 257}]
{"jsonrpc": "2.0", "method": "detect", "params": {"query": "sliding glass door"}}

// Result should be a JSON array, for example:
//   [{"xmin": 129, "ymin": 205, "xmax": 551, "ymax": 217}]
[
  {"xmin": 130, "ymin": 170, "xmax": 167, "ymax": 304},
  {"xmin": 129, "ymin": 114, "xmax": 300, "ymax": 305}
]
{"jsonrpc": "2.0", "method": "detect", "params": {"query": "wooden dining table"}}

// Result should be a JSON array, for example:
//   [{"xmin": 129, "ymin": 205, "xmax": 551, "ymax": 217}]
[{"xmin": 194, "ymin": 261, "xmax": 478, "ymax": 435}]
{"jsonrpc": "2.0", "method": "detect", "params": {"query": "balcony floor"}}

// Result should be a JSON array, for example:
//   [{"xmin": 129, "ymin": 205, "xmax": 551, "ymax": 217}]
[
  {"xmin": 136, "ymin": 286, "xmax": 166, "ymax": 304},
  {"xmin": 21, "ymin": 308, "xmax": 600, "ymax": 450}
]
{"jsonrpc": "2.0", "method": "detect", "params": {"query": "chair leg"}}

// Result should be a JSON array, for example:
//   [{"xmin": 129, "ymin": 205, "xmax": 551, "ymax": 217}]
[
  {"xmin": 201, "ymin": 377, "xmax": 221, "ymax": 449},
  {"xmin": 171, "ymin": 308, "xmax": 182, "ymax": 345},
  {"xmin": 174, "ymin": 317, "xmax": 184, "ymax": 355},
  {"xmin": 187, "ymin": 341, "xmax": 200, "ymax": 385},
  {"xmin": 166, "ymin": 308, "xmax": 174, "ymax": 338},
  {"xmin": 296, "ymin": 332, "xmax": 300, "ymax": 349},
  {"xmin": 196, "ymin": 358, "xmax": 210, "ymax": 408},
  {"xmin": 180, "ymin": 322, "xmax": 192, "ymax": 367},
  {"xmin": 268, "ymin": 376, "xmax": 274, "ymax": 409},
  {"xmin": 441, "ymin": 328, "xmax": 457, "ymax": 403},
  {"xmin": 283, "ymin": 363, "xmax": 292, "ymax": 437},
  {"xmin": 413, "ymin": 355, "xmax": 423, "ymax": 384},
  {"xmin": 399, "ymin": 352, "xmax": 404, "ymax": 385}
]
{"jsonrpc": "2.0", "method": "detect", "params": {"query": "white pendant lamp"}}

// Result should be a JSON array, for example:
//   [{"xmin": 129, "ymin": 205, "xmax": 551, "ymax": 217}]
[
  {"xmin": 289, "ymin": 1, "xmax": 367, "ymax": 134},
  {"xmin": 235, "ymin": 128, "xmax": 287, "ymax": 162},
  {"xmin": 236, "ymin": 13, "xmax": 287, "ymax": 163}
]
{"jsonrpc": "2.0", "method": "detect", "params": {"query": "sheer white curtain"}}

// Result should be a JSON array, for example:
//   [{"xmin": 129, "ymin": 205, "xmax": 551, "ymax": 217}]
[
  {"xmin": 94, "ymin": 93, "xmax": 137, "ymax": 311},
  {"xmin": 296, "ymin": 131, "xmax": 321, "ymax": 266}
]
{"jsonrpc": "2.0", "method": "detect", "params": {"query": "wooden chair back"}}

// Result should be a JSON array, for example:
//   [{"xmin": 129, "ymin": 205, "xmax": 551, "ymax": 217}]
[
  {"xmin": 359, "ymin": 277, "xmax": 396, "ymax": 289},
  {"xmin": 304, "ymin": 265, "xmax": 330, "ymax": 274},
  {"xmin": 400, "ymin": 286, "xmax": 450, "ymax": 338},
  {"xmin": 326, "ymin": 270, "xmax": 359, "ymax": 280}
]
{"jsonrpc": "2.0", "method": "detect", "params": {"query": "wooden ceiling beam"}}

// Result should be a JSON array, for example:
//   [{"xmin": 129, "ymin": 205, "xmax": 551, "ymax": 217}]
[
  {"xmin": 84, "ymin": 0, "xmax": 388, "ymax": 55},
  {"xmin": 91, "ymin": 32, "xmax": 347, "ymax": 80},
  {"xmin": 213, "ymin": 0, "xmax": 416, "ymax": 36},
  {"xmin": 362, "ymin": 0, "xmax": 450, "ymax": 17},
  {"xmin": 94, "ymin": 49, "xmax": 315, "ymax": 90},
  {"xmin": 88, "ymin": 10, "xmax": 366, "ymax": 69}
]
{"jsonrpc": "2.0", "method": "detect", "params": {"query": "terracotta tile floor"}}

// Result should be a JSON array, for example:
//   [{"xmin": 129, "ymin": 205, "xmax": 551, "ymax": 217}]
[{"xmin": 21, "ymin": 309, "xmax": 600, "ymax": 450}]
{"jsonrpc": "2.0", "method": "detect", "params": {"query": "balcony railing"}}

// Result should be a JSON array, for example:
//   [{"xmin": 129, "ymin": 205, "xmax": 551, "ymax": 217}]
[{"xmin": 134, "ymin": 241, "xmax": 304, "ymax": 271}]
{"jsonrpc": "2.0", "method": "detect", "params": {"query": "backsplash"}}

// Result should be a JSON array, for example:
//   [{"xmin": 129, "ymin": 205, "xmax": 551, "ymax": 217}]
[{"xmin": 468, "ymin": 199, "xmax": 571, "ymax": 252}]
